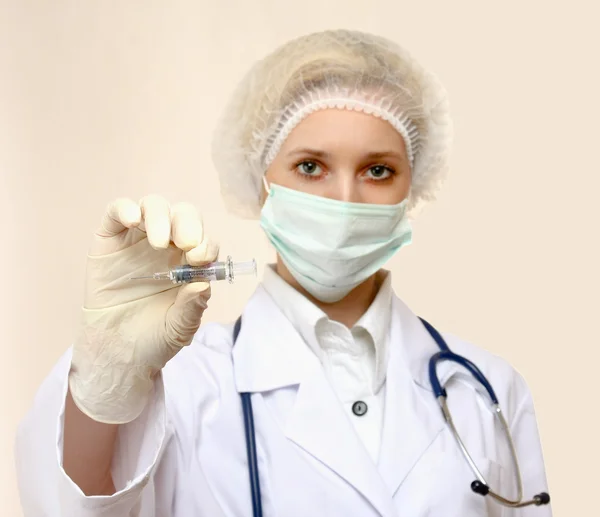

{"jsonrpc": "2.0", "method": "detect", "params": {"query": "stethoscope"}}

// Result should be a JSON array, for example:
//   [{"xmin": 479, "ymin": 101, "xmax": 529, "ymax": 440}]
[{"xmin": 233, "ymin": 315, "xmax": 551, "ymax": 517}]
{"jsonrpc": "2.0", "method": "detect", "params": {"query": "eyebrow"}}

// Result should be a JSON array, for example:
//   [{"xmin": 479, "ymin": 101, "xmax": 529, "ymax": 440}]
[{"xmin": 285, "ymin": 147, "xmax": 406, "ymax": 161}]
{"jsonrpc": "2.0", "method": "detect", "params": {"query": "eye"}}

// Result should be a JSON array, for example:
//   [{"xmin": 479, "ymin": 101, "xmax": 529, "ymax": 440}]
[
  {"xmin": 365, "ymin": 165, "xmax": 395, "ymax": 180},
  {"xmin": 295, "ymin": 160, "xmax": 324, "ymax": 178}
]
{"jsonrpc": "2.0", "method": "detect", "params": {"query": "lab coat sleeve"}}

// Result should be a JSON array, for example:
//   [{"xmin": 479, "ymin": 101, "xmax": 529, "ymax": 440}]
[
  {"xmin": 15, "ymin": 347, "xmax": 171, "ymax": 517},
  {"xmin": 509, "ymin": 372, "xmax": 553, "ymax": 517}
]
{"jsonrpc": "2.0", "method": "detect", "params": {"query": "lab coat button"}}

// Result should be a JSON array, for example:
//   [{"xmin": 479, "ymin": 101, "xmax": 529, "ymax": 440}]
[{"xmin": 352, "ymin": 400, "xmax": 368, "ymax": 416}]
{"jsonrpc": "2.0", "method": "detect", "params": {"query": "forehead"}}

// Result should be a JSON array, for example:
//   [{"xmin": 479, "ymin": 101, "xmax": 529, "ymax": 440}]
[{"xmin": 279, "ymin": 109, "xmax": 407, "ymax": 154}]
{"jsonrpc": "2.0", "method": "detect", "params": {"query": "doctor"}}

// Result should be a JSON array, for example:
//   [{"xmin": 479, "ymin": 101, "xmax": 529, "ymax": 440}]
[{"xmin": 15, "ymin": 29, "xmax": 551, "ymax": 517}]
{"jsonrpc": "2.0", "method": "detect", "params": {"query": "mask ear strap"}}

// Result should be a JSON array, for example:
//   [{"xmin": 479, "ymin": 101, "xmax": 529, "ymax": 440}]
[{"xmin": 262, "ymin": 175, "xmax": 272, "ymax": 195}]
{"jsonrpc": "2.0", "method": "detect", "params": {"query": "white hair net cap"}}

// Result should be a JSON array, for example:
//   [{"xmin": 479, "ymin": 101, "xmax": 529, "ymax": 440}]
[{"xmin": 211, "ymin": 29, "xmax": 453, "ymax": 219}]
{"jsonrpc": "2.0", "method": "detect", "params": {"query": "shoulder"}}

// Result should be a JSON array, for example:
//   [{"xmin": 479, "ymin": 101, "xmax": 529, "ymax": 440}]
[
  {"xmin": 164, "ymin": 321, "xmax": 236, "ymax": 374},
  {"xmin": 441, "ymin": 332, "xmax": 516, "ymax": 379},
  {"xmin": 161, "ymin": 321, "xmax": 237, "ymax": 403},
  {"xmin": 439, "ymin": 331, "xmax": 533, "ymax": 414}
]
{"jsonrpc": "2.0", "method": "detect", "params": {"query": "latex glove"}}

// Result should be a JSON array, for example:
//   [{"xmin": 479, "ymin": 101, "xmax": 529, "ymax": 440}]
[{"xmin": 69, "ymin": 195, "xmax": 219, "ymax": 424}]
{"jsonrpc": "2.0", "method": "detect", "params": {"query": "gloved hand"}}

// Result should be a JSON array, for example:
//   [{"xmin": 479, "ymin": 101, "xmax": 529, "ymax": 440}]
[{"xmin": 69, "ymin": 195, "xmax": 219, "ymax": 424}]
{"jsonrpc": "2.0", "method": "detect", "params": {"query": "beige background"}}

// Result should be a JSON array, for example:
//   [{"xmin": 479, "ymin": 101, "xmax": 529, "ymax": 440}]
[{"xmin": 2, "ymin": 1, "xmax": 599, "ymax": 515}]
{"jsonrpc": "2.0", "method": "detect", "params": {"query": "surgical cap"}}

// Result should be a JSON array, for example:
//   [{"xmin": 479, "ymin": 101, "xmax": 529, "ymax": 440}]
[{"xmin": 211, "ymin": 29, "xmax": 453, "ymax": 219}]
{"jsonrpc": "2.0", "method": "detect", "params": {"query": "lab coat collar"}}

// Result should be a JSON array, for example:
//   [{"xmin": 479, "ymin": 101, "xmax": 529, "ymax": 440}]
[
  {"xmin": 232, "ymin": 282, "xmax": 456, "ymax": 514},
  {"xmin": 391, "ymin": 294, "xmax": 457, "ymax": 393},
  {"xmin": 377, "ymin": 293, "xmax": 453, "ymax": 496},
  {"xmin": 232, "ymin": 284, "xmax": 321, "ymax": 393},
  {"xmin": 260, "ymin": 264, "xmax": 328, "ymax": 364},
  {"xmin": 232, "ymin": 276, "xmax": 453, "ymax": 395}
]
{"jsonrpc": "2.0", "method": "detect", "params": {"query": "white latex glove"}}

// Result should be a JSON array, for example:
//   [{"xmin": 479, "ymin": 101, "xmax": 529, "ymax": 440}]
[{"xmin": 69, "ymin": 195, "xmax": 219, "ymax": 424}]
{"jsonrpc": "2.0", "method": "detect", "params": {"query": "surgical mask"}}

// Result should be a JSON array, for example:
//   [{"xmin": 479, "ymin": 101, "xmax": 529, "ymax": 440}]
[{"xmin": 259, "ymin": 181, "xmax": 413, "ymax": 303}]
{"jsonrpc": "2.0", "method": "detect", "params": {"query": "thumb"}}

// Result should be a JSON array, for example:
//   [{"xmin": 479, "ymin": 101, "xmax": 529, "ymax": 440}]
[{"xmin": 164, "ymin": 282, "xmax": 211, "ymax": 348}]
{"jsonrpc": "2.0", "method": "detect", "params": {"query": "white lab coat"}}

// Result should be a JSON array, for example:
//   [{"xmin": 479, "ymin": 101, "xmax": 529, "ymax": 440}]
[{"xmin": 15, "ymin": 285, "xmax": 552, "ymax": 517}]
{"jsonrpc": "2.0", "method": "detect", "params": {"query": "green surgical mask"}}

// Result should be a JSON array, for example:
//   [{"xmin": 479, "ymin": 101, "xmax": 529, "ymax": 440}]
[{"xmin": 260, "ymin": 182, "xmax": 412, "ymax": 303}]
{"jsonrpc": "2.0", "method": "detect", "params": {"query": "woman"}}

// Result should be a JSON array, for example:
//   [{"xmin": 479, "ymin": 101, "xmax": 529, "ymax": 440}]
[{"xmin": 15, "ymin": 30, "xmax": 551, "ymax": 516}]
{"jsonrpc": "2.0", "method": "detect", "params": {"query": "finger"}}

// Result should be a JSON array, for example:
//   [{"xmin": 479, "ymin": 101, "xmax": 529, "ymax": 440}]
[
  {"xmin": 97, "ymin": 198, "xmax": 141, "ymax": 238},
  {"xmin": 170, "ymin": 202, "xmax": 203, "ymax": 252},
  {"xmin": 164, "ymin": 282, "xmax": 211, "ymax": 349},
  {"xmin": 184, "ymin": 235, "xmax": 220, "ymax": 266},
  {"xmin": 139, "ymin": 195, "xmax": 171, "ymax": 250}
]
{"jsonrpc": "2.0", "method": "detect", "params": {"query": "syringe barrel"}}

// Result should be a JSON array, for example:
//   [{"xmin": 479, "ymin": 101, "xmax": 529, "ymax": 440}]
[
  {"xmin": 167, "ymin": 256, "xmax": 256, "ymax": 284},
  {"xmin": 169, "ymin": 263, "xmax": 227, "ymax": 284}
]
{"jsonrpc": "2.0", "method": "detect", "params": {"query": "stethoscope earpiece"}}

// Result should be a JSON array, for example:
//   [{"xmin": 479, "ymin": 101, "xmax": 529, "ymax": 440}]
[
  {"xmin": 534, "ymin": 492, "xmax": 551, "ymax": 506},
  {"xmin": 471, "ymin": 480, "xmax": 490, "ymax": 496}
]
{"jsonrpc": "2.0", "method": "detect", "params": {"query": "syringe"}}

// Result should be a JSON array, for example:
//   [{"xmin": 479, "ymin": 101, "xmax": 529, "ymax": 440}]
[{"xmin": 130, "ymin": 256, "xmax": 257, "ymax": 285}]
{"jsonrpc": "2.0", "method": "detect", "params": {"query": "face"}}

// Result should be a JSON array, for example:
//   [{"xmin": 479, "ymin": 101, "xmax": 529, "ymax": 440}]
[{"xmin": 262, "ymin": 109, "xmax": 412, "ymax": 205}]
